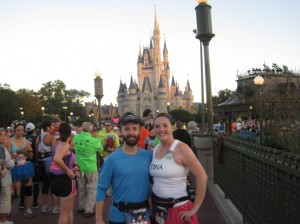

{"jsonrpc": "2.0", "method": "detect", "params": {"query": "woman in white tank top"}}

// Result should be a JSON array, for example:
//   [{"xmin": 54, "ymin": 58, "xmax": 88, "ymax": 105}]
[{"xmin": 149, "ymin": 113, "xmax": 208, "ymax": 224}]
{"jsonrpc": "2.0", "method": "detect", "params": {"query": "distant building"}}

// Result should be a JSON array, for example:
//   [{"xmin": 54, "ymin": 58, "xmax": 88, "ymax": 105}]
[{"xmin": 117, "ymin": 10, "xmax": 193, "ymax": 116}]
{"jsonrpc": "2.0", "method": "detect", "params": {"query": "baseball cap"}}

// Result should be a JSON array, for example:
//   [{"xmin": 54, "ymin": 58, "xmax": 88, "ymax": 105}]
[
  {"xmin": 119, "ymin": 114, "xmax": 142, "ymax": 126},
  {"xmin": 104, "ymin": 120, "xmax": 113, "ymax": 126},
  {"xmin": 26, "ymin": 122, "xmax": 35, "ymax": 132}
]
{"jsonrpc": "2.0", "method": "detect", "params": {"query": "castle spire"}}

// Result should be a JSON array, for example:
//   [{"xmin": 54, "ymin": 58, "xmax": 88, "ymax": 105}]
[
  {"xmin": 118, "ymin": 80, "xmax": 123, "ymax": 94},
  {"xmin": 129, "ymin": 75, "xmax": 135, "ymax": 90},
  {"xmin": 187, "ymin": 80, "xmax": 192, "ymax": 91},
  {"xmin": 139, "ymin": 41, "xmax": 142, "ymax": 57},
  {"xmin": 154, "ymin": 4, "xmax": 160, "ymax": 35},
  {"xmin": 163, "ymin": 35, "xmax": 168, "ymax": 53},
  {"xmin": 171, "ymin": 74, "xmax": 176, "ymax": 86},
  {"xmin": 150, "ymin": 34, "xmax": 153, "ymax": 49},
  {"xmin": 158, "ymin": 75, "xmax": 165, "ymax": 88}
]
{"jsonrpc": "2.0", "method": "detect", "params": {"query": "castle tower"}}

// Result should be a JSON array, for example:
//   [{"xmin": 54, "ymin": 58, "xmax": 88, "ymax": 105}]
[{"xmin": 117, "ymin": 7, "xmax": 193, "ymax": 117}]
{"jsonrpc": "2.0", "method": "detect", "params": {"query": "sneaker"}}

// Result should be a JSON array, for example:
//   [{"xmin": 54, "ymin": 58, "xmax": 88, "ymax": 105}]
[
  {"xmin": 41, "ymin": 205, "xmax": 51, "ymax": 213},
  {"xmin": 24, "ymin": 208, "xmax": 33, "ymax": 218},
  {"xmin": 52, "ymin": 206, "xmax": 60, "ymax": 214},
  {"xmin": 84, "ymin": 212, "xmax": 95, "ymax": 218},
  {"xmin": 33, "ymin": 202, "xmax": 39, "ymax": 209},
  {"xmin": 77, "ymin": 209, "xmax": 85, "ymax": 213},
  {"xmin": 18, "ymin": 203, "xmax": 25, "ymax": 210}
]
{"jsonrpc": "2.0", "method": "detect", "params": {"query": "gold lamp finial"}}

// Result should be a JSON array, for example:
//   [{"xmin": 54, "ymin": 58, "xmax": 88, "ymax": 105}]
[
  {"xmin": 94, "ymin": 69, "xmax": 101, "ymax": 77},
  {"xmin": 196, "ymin": 0, "xmax": 208, "ymax": 3}
]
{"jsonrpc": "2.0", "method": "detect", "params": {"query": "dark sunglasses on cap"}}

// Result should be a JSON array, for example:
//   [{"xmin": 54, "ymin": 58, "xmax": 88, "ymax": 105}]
[{"xmin": 120, "ymin": 114, "xmax": 141, "ymax": 125}]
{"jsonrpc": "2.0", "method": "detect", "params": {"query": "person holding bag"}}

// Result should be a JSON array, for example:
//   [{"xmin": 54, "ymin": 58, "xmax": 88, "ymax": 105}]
[{"xmin": 150, "ymin": 113, "xmax": 207, "ymax": 224}]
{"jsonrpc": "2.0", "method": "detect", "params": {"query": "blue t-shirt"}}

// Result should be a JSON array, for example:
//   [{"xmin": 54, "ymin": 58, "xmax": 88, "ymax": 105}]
[{"xmin": 96, "ymin": 147, "xmax": 152, "ymax": 222}]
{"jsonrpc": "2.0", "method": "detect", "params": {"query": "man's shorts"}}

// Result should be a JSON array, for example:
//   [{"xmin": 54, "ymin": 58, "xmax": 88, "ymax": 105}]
[{"xmin": 49, "ymin": 173, "xmax": 77, "ymax": 199}]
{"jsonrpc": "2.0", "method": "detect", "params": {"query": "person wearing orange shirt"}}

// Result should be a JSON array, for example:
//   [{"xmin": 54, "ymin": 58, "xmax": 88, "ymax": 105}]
[
  {"xmin": 137, "ymin": 122, "xmax": 150, "ymax": 149},
  {"xmin": 231, "ymin": 121, "xmax": 236, "ymax": 132}
]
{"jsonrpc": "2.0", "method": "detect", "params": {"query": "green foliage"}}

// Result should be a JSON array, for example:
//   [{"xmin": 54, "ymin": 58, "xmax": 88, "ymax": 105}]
[
  {"xmin": 169, "ymin": 109, "xmax": 194, "ymax": 124},
  {"xmin": 35, "ymin": 80, "xmax": 90, "ymax": 119},
  {"xmin": 0, "ymin": 80, "xmax": 91, "ymax": 127},
  {"xmin": 74, "ymin": 117, "xmax": 91, "ymax": 127},
  {"xmin": 212, "ymin": 89, "xmax": 235, "ymax": 105},
  {"xmin": 237, "ymin": 63, "xmax": 298, "ymax": 80},
  {"xmin": 0, "ymin": 88, "xmax": 19, "ymax": 127}
]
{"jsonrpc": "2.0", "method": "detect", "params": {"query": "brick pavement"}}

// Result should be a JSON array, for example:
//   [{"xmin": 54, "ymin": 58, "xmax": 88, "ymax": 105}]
[{"xmin": 9, "ymin": 188, "xmax": 226, "ymax": 224}]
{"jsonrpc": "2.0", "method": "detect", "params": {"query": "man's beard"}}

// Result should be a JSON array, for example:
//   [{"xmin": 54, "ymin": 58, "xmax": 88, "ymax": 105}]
[{"xmin": 123, "ymin": 134, "xmax": 139, "ymax": 147}]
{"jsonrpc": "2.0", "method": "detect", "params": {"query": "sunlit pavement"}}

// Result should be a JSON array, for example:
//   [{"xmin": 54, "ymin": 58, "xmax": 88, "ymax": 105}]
[{"xmin": 10, "ymin": 189, "xmax": 226, "ymax": 224}]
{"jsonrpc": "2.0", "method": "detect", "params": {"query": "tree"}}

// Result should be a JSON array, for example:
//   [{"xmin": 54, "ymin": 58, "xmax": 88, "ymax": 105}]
[
  {"xmin": 212, "ymin": 89, "xmax": 235, "ymax": 106},
  {"xmin": 17, "ymin": 89, "xmax": 42, "ymax": 116},
  {"xmin": 169, "ymin": 109, "xmax": 194, "ymax": 125},
  {"xmin": 35, "ymin": 80, "xmax": 90, "ymax": 119},
  {"xmin": 0, "ymin": 87, "xmax": 19, "ymax": 127}
]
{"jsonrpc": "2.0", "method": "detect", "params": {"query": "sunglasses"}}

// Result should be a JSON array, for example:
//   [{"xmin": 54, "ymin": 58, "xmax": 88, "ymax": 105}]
[{"xmin": 120, "ymin": 115, "xmax": 141, "ymax": 125}]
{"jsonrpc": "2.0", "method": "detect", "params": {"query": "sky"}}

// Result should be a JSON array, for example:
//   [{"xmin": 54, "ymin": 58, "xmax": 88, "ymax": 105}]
[{"xmin": 1, "ymin": 0, "xmax": 300, "ymax": 106}]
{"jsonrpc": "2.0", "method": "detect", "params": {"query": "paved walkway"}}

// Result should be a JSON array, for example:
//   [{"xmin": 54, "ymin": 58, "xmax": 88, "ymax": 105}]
[{"xmin": 9, "ymin": 188, "xmax": 226, "ymax": 224}]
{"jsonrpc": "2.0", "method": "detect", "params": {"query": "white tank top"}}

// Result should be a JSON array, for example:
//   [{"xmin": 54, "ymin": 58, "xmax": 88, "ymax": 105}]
[
  {"xmin": 150, "ymin": 140, "xmax": 188, "ymax": 199},
  {"xmin": 38, "ymin": 133, "xmax": 52, "ymax": 153}
]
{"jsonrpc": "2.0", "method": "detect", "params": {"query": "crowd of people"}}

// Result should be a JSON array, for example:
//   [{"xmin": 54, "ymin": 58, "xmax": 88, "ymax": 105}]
[{"xmin": 0, "ymin": 112, "xmax": 208, "ymax": 224}]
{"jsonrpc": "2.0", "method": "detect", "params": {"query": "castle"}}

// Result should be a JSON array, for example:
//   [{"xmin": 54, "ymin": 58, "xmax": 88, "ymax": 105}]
[{"xmin": 117, "ymin": 11, "xmax": 194, "ymax": 117}]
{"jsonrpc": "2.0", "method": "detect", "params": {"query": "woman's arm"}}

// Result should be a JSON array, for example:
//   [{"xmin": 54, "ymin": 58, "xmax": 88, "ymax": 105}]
[
  {"xmin": 177, "ymin": 142, "xmax": 208, "ymax": 220},
  {"xmin": 5, "ymin": 138, "xmax": 12, "ymax": 154},
  {"xmin": 4, "ymin": 148, "xmax": 14, "ymax": 170},
  {"xmin": 50, "ymin": 135, "xmax": 57, "ymax": 150}
]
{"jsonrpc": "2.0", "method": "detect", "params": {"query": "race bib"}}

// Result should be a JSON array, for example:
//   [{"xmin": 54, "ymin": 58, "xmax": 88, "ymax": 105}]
[
  {"xmin": 153, "ymin": 205, "xmax": 168, "ymax": 224},
  {"xmin": 125, "ymin": 207, "xmax": 150, "ymax": 224}
]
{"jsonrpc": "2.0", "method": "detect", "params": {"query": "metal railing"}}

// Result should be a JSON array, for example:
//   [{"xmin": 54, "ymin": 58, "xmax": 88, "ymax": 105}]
[{"xmin": 212, "ymin": 136, "xmax": 300, "ymax": 224}]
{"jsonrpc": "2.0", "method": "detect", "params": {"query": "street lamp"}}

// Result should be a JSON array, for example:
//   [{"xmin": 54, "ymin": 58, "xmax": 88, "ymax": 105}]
[
  {"xmin": 69, "ymin": 112, "xmax": 73, "ymax": 123},
  {"xmin": 41, "ymin": 107, "xmax": 45, "ymax": 121},
  {"xmin": 194, "ymin": 0, "xmax": 215, "ymax": 135},
  {"xmin": 94, "ymin": 70, "xmax": 104, "ymax": 125},
  {"xmin": 20, "ymin": 111, "xmax": 24, "ymax": 119},
  {"xmin": 167, "ymin": 102, "xmax": 170, "ymax": 113},
  {"xmin": 63, "ymin": 106, "xmax": 68, "ymax": 122},
  {"xmin": 254, "ymin": 75, "xmax": 264, "ymax": 143}
]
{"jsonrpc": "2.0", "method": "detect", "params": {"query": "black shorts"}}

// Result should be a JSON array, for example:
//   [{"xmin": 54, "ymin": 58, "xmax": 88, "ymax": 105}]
[{"xmin": 49, "ymin": 173, "xmax": 77, "ymax": 199}]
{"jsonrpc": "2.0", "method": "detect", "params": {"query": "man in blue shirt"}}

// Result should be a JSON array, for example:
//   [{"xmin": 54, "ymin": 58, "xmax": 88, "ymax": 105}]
[{"xmin": 95, "ymin": 112, "xmax": 152, "ymax": 224}]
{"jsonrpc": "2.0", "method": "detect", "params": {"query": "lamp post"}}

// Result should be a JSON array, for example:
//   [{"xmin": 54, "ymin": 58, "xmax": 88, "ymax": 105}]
[
  {"xmin": 94, "ymin": 70, "xmax": 104, "ymax": 125},
  {"xmin": 167, "ymin": 102, "xmax": 170, "ymax": 113},
  {"xmin": 41, "ymin": 107, "xmax": 45, "ymax": 121},
  {"xmin": 194, "ymin": 0, "xmax": 215, "ymax": 135},
  {"xmin": 254, "ymin": 75, "xmax": 264, "ymax": 143},
  {"xmin": 62, "ymin": 106, "xmax": 68, "ymax": 122},
  {"xmin": 19, "ymin": 107, "xmax": 24, "ymax": 119},
  {"xmin": 70, "ymin": 112, "xmax": 73, "ymax": 123}
]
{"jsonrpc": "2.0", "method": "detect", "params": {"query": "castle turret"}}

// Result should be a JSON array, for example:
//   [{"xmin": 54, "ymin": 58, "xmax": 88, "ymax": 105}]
[
  {"xmin": 157, "ymin": 75, "xmax": 168, "ymax": 112},
  {"xmin": 117, "ymin": 80, "xmax": 126, "ymax": 115},
  {"xmin": 163, "ymin": 38, "xmax": 169, "ymax": 71},
  {"xmin": 128, "ymin": 76, "xmax": 137, "ymax": 112},
  {"xmin": 170, "ymin": 74, "xmax": 177, "ymax": 98},
  {"xmin": 182, "ymin": 79, "xmax": 194, "ymax": 112}
]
